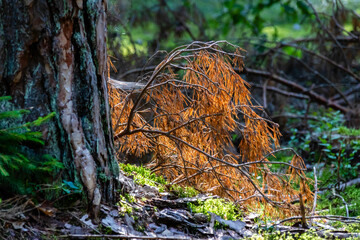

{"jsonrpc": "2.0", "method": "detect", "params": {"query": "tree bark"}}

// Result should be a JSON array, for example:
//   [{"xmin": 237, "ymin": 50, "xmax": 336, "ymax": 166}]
[{"xmin": 0, "ymin": 0, "xmax": 119, "ymax": 220}]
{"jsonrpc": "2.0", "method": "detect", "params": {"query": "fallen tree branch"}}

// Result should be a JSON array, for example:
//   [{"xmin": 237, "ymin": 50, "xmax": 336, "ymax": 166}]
[
  {"xmin": 58, "ymin": 234, "xmax": 192, "ymax": 239},
  {"xmin": 318, "ymin": 178, "xmax": 360, "ymax": 195}
]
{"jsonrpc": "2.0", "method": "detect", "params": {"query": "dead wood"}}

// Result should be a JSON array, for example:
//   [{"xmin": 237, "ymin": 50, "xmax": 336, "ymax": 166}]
[
  {"xmin": 58, "ymin": 234, "xmax": 195, "ymax": 239},
  {"xmin": 110, "ymin": 41, "xmax": 314, "ymax": 218},
  {"xmin": 318, "ymin": 178, "xmax": 360, "ymax": 195}
]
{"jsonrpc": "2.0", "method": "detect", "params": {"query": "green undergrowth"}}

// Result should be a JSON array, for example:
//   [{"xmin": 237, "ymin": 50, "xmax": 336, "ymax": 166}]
[
  {"xmin": 169, "ymin": 184, "xmax": 199, "ymax": 198},
  {"xmin": 188, "ymin": 198, "xmax": 242, "ymax": 222},
  {"xmin": 120, "ymin": 163, "xmax": 168, "ymax": 192},
  {"xmin": 345, "ymin": 223, "xmax": 360, "ymax": 233},
  {"xmin": 119, "ymin": 163, "xmax": 245, "ymax": 225},
  {"xmin": 338, "ymin": 126, "xmax": 360, "ymax": 136},
  {"xmin": 245, "ymin": 230, "xmax": 318, "ymax": 240},
  {"xmin": 119, "ymin": 163, "xmax": 198, "ymax": 197},
  {"xmin": 118, "ymin": 194, "xmax": 135, "ymax": 215},
  {"xmin": 245, "ymin": 229, "xmax": 360, "ymax": 240},
  {"xmin": 330, "ymin": 221, "xmax": 360, "ymax": 234},
  {"xmin": 317, "ymin": 185, "xmax": 360, "ymax": 217},
  {"xmin": 118, "ymin": 163, "xmax": 359, "ymax": 235}
]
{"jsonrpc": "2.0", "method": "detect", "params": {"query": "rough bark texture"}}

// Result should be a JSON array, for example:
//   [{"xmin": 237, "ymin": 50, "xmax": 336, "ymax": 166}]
[{"xmin": 0, "ymin": 0, "xmax": 119, "ymax": 219}]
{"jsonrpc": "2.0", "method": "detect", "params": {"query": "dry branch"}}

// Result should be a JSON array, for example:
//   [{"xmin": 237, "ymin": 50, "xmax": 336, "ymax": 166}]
[
  {"xmin": 58, "ymin": 234, "xmax": 192, "ymax": 239},
  {"xmin": 109, "ymin": 41, "xmax": 314, "ymax": 218}
]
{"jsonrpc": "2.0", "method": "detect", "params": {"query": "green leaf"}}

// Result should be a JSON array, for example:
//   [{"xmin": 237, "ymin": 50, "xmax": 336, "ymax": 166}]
[
  {"xmin": 0, "ymin": 163, "xmax": 9, "ymax": 176},
  {"xmin": 63, "ymin": 180, "xmax": 79, "ymax": 190}
]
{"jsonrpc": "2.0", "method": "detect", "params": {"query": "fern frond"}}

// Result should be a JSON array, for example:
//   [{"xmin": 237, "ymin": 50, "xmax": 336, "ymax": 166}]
[{"xmin": 0, "ymin": 96, "xmax": 60, "ymax": 196}]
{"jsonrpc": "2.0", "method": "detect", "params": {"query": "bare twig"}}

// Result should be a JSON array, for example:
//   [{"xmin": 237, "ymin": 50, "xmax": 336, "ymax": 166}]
[
  {"xmin": 332, "ymin": 189, "xmax": 349, "ymax": 217},
  {"xmin": 311, "ymin": 167, "xmax": 318, "ymax": 219}
]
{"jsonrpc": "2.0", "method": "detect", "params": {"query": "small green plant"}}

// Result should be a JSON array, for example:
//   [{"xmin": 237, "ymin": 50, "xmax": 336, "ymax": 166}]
[
  {"xmin": 189, "ymin": 198, "xmax": 242, "ymax": 222},
  {"xmin": 288, "ymin": 109, "xmax": 344, "ymax": 156},
  {"xmin": 287, "ymin": 108, "xmax": 360, "ymax": 185},
  {"xmin": 118, "ymin": 195, "xmax": 134, "ymax": 215},
  {"xmin": 124, "ymin": 193, "xmax": 136, "ymax": 203},
  {"xmin": 136, "ymin": 224, "xmax": 145, "ymax": 232},
  {"xmin": 62, "ymin": 180, "xmax": 82, "ymax": 194},
  {"xmin": 318, "ymin": 138, "xmax": 360, "ymax": 182},
  {"xmin": 98, "ymin": 224, "xmax": 113, "ymax": 234}
]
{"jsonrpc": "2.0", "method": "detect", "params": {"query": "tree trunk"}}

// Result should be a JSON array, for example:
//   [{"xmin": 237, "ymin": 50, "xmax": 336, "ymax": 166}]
[{"xmin": 0, "ymin": 0, "xmax": 119, "ymax": 220}]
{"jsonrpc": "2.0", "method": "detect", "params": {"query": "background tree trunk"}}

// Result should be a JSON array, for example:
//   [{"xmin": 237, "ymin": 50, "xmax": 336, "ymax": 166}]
[{"xmin": 0, "ymin": 0, "xmax": 119, "ymax": 220}]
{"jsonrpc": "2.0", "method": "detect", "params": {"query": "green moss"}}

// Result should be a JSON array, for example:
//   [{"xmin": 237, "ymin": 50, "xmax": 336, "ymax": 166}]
[
  {"xmin": 188, "ymin": 198, "xmax": 242, "ymax": 222},
  {"xmin": 119, "ymin": 163, "xmax": 200, "ymax": 197},
  {"xmin": 119, "ymin": 163, "xmax": 167, "ymax": 192},
  {"xmin": 170, "ymin": 185, "xmax": 199, "ymax": 198},
  {"xmin": 345, "ymin": 222, "xmax": 360, "ymax": 233}
]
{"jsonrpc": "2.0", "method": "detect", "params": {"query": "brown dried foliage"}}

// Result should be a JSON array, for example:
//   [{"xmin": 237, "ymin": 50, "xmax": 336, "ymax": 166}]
[{"xmin": 109, "ymin": 41, "xmax": 313, "ymax": 218}]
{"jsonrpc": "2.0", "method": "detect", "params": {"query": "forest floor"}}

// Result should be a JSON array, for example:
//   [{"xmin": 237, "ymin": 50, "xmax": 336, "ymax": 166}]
[{"xmin": 1, "ymin": 164, "xmax": 360, "ymax": 240}]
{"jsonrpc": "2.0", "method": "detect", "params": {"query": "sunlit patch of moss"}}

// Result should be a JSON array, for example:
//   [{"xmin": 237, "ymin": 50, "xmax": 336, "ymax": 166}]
[
  {"xmin": 346, "ymin": 222, "xmax": 360, "ymax": 233},
  {"xmin": 119, "ymin": 163, "xmax": 200, "ymax": 196},
  {"xmin": 170, "ymin": 185, "xmax": 199, "ymax": 198},
  {"xmin": 188, "ymin": 198, "xmax": 242, "ymax": 222},
  {"xmin": 120, "ymin": 163, "xmax": 167, "ymax": 192}
]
